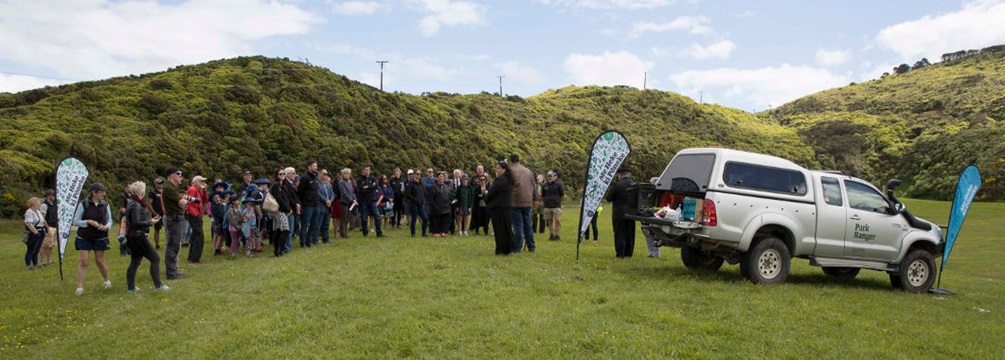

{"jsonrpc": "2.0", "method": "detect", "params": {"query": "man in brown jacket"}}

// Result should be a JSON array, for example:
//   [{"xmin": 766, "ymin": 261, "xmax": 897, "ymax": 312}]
[{"xmin": 508, "ymin": 154, "xmax": 536, "ymax": 253}]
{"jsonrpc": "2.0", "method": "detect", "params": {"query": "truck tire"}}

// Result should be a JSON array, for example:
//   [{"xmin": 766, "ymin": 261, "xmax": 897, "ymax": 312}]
[
  {"xmin": 740, "ymin": 237, "xmax": 790, "ymax": 285},
  {"xmin": 822, "ymin": 267, "xmax": 860, "ymax": 279},
  {"xmin": 681, "ymin": 246, "xmax": 724, "ymax": 271},
  {"xmin": 895, "ymin": 249, "xmax": 936, "ymax": 293}
]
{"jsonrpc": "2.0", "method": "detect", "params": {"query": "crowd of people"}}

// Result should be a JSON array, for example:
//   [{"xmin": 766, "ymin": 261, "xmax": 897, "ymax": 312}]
[{"xmin": 22, "ymin": 153, "xmax": 607, "ymax": 295}]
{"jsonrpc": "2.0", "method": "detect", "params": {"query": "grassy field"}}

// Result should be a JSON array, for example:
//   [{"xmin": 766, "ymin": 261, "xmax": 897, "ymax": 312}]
[{"xmin": 1, "ymin": 199, "xmax": 1003, "ymax": 358}]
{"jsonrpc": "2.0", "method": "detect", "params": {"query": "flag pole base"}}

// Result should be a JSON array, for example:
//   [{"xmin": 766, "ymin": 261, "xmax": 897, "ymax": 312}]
[{"xmin": 928, "ymin": 288, "xmax": 956, "ymax": 295}]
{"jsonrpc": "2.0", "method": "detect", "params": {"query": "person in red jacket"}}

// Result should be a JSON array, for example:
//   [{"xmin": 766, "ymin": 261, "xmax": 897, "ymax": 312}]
[{"xmin": 184, "ymin": 176, "xmax": 209, "ymax": 264}]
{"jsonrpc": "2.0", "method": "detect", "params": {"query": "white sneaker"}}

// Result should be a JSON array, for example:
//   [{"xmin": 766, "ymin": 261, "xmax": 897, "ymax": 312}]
[
  {"xmin": 75, "ymin": 288, "xmax": 84, "ymax": 295},
  {"xmin": 156, "ymin": 285, "xmax": 171, "ymax": 291},
  {"xmin": 102, "ymin": 280, "xmax": 112, "ymax": 289}
]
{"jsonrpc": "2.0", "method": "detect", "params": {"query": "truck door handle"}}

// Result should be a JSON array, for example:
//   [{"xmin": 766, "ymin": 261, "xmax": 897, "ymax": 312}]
[{"xmin": 850, "ymin": 215, "xmax": 861, "ymax": 220}]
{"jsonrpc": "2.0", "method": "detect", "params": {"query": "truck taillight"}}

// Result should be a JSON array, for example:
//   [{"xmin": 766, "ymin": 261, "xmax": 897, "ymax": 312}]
[{"xmin": 702, "ymin": 199, "xmax": 717, "ymax": 226}]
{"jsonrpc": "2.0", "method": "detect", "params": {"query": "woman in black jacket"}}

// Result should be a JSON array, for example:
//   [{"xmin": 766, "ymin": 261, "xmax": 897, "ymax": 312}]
[
  {"xmin": 485, "ymin": 161, "xmax": 514, "ymax": 255},
  {"xmin": 269, "ymin": 169, "xmax": 294, "ymax": 257},
  {"xmin": 124, "ymin": 181, "xmax": 168, "ymax": 292},
  {"xmin": 429, "ymin": 171, "xmax": 453, "ymax": 237}
]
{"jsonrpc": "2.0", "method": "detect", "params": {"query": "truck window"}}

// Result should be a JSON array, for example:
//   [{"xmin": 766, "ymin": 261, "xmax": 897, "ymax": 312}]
[
  {"xmin": 844, "ymin": 180, "xmax": 891, "ymax": 214},
  {"xmin": 655, "ymin": 153, "xmax": 715, "ymax": 194},
  {"xmin": 722, "ymin": 162, "xmax": 808, "ymax": 196},
  {"xmin": 821, "ymin": 177, "xmax": 842, "ymax": 206}
]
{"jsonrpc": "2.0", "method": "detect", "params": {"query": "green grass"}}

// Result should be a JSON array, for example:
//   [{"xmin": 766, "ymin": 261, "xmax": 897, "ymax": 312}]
[{"xmin": 2, "ymin": 200, "xmax": 1003, "ymax": 358}]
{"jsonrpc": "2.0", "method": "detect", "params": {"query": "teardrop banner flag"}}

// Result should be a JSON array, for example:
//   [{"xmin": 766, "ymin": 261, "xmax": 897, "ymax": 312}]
[
  {"xmin": 576, "ymin": 131, "xmax": 631, "ymax": 260},
  {"xmin": 56, "ymin": 157, "xmax": 89, "ymax": 281},
  {"xmin": 942, "ymin": 165, "xmax": 981, "ymax": 270}
]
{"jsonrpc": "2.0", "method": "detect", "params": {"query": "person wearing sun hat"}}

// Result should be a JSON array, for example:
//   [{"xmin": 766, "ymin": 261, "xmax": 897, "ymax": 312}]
[
  {"xmin": 71, "ymin": 183, "xmax": 114, "ymax": 295},
  {"xmin": 160, "ymin": 166, "xmax": 188, "ymax": 280},
  {"xmin": 184, "ymin": 175, "xmax": 209, "ymax": 264}
]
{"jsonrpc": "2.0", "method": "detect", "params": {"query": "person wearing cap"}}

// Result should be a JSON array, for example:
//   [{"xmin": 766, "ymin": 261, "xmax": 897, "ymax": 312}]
[
  {"xmin": 184, "ymin": 175, "xmax": 210, "ymax": 264},
  {"xmin": 507, "ymin": 153, "xmax": 536, "ymax": 253},
  {"xmin": 71, "ymin": 183, "xmax": 115, "ymax": 295},
  {"xmin": 149, "ymin": 178, "xmax": 166, "ymax": 250},
  {"xmin": 235, "ymin": 170, "xmax": 253, "ymax": 196},
  {"xmin": 405, "ymin": 169, "xmax": 429, "ymax": 238},
  {"xmin": 455, "ymin": 174, "xmax": 474, "ymax": 236},
  {"xmin": 606, "ymin": 167, "xmax": 637, "ymax": 258},
  {"xmin": 160, "ymin": 167, "xmax": 188, "ymax": 280},
  {"xmin": 542, "ymin": 170, "xmax": 565, "ymax": 241},
  {"xmin": 40, "ymin": 189, "xmax": 59, "ymax": 266}
]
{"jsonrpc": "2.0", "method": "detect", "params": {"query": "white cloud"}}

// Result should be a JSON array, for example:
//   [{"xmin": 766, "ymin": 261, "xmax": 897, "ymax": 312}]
[
  {"xmin": 564, "ymin": 50, "xmax": 653, "ymax": 88},
  {"xmin": 630, "ymin": 16, "xmax": 712, "ymax": 37},
  {"xmin": 669, "ymin": 64, "xmax": 852, "ymax": 109},
  {"xmin": 412, "ymin": 0, "xmax": 486, "ymax": 37},
  {"xmin": 652, "ymin": 40, "xmax": 735, "ymax": 60},
  {"xmin": 816, "ymin": 49, "xmax": 852, "ymax": 67},
  {"xmin": 876, "ymin": 0, "xmax": 1005, "ymax": 61},
  {"xmin": 0, "ymin": 0, "xmax": 320, "ymax": 92},
  {"xmin": 494, "ymin": 61, "xmax": 546, "ymax": 85},
  {"xmin": 0, "ymin": 73, "xmax": 62, "ymax": 93},
  {"xmin": 535, "ymin": 0, "xmax": 675, "ymax": 10},
  {"xmin": 331, "ymin": 1, "xmax": 384, "ymax": 15},
  {"xmin": 685, "ymin": 40, "xmax": 735, "ymax": 60}
]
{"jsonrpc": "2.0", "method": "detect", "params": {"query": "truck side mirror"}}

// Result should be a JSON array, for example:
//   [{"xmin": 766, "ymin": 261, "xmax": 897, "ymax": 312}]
[{"xmin": 891, "ymin": 202, "xmax": 905, "ymax": 214}]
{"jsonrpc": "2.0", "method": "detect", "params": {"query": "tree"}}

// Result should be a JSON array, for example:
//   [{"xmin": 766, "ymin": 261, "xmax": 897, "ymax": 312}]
[
  {"xmin": 912, "ymin": 58, "xmax": 931, "ymax": 70},
  {"xmin": 893, "ymin": 64, "xmax": 911, "ymax": 74}
]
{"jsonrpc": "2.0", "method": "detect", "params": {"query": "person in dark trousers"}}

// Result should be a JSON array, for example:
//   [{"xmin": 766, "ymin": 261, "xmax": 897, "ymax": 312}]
[
  {"xmin": 318, "ymin": 168, "xmax": 335, "ymax": 244},
  {"xmin": 337, "ymin": 168, "xmax": 357, "ymax": 239},
  {"xmin": 389, "ymin": 168, "xmax": 406, "ymax": 228},
  {"xmin": 606, "ymin": 167, "xmax": 637, "ymax": 258},
  {"xmin": 184, "ymin": 176, "xmax": 209, "ymax": 264},
  {"xmin": 542, "ymin": 170, "xmax": 565, "ymax": 241},
  {"xmin": 584, "ymin": 206, "xmax": 600, "ymax": 242},
  {"xmin": 430, "ymin": 171, "xmax": 453, "ymax": 237},
  {"xmin": 297, "ymin": 160, "xmax": 322, "ymax": 247},
  {"xmin": 269, "ymin": 169, "xmax": 295, "ymax": 257},
  {"xmin": 471, "ymin": 174, "xmax": 491, "ymax": 236},
  {"xmin": 124, "ymin": 181, "xmax": 169, "ymax": 293},
  {"xmin": 282, "ymin": 168, "xmax": 301, "ymax": 253},
  {"xmin": 160, "ymin": 167, "xmax": 188, "ymax": 280},
  {"xmin": 486, "ymin": 161, "xmax": 514, "ymax": 255},
  {"xmin": 148, "ymin": 178, "xmax": 165, "ymax": 250},
  {"xmin": 405, "ymin": 169, "xmax": 429, "ymax": 237},
  {"xmin": 357, "ymin": 165, "xmax": 384, "ymax": 237}
]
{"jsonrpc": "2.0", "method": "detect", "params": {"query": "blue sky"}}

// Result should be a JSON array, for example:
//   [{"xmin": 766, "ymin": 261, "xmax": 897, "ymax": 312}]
[{"xmin": 2, "ymin": 0, "xmax": 1004, "ymax": 111}]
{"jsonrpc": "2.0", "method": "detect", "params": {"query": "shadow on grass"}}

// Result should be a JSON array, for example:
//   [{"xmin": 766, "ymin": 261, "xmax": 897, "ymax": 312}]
[{"xmin": 622, "ymin": 264, "xmax": 894, "ymax": 291}]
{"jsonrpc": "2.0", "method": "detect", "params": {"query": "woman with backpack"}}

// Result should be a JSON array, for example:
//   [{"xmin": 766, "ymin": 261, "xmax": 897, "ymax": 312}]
[{"xmin": 23, "ymin": 197, "xmax": 47, "ymax": 271}]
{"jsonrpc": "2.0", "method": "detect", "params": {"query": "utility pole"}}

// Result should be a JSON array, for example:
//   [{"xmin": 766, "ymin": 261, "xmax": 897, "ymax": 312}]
[
  {"xmin": 497, "ymin": 75, "xmax": 505, "ymax": 97},
  {"xmin": 644, "ymin": 71, "xmax": 647, "ymax": 90},
  {"xmin": 699, "ymin": 90, "xmax": 703, "ymax": 104},
  {"xmin": 376, "ymin": 60, "xmax": 389, "ymax": 91}
]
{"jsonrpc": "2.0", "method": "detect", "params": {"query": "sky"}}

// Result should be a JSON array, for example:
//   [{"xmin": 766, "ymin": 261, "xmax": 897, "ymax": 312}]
[{"xmin": 2, "ymin": 0, "xmax": 1005, "ymax": 112}]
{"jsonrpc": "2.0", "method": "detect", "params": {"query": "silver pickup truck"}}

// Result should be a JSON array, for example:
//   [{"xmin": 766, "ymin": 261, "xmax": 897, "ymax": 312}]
[{"xmin": 629, "ymin": 148, "xmax": 944, "ymax": 293}]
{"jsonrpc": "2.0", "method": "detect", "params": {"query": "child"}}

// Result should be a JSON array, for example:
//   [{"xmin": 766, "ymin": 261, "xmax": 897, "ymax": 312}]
[
  {"xmin": 241, "ymin": 199, "xmax": 258, "ymax": 256},
  {"xmin": 210, "ymin": 193, "xmax": 225, "ymax": 255},
  {"xmin": 226, "ymin": 196, "xmax": 244, "ymax": 256}
]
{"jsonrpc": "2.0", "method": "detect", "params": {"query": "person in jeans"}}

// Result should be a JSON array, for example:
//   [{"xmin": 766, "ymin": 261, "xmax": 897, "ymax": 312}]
[
  {"xmin": 507, "ymin": 154, "xmax": 536, "ymax": 253},
  {"xmin": 160, "ymin": 166, "xmax": 188, "ymax": 280},
  {"xmin": 72, "ymin": 183, "xmax": 115, "ymax": 294},
  {"xmin": 318, "ymin": 168, "xmax": 335, "ymax": 244},
  {"xmin": 297, "ymin": 160, "xmax": 322, "ymax": 247},
  {"xmin": 124, "ymin": 181, "xmax": 169, "ymax": 293},
  {"xmin": 184, "ymin": 176, "xmax": 209, "ymax": 264},
  {"xmin": 23, "ymin": 197, "xmax": 47, "ymax": 271}
]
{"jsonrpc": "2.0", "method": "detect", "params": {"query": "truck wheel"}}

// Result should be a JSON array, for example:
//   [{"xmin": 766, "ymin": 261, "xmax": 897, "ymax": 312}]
[
  {"xmin": 822, "ymin": 267, "xmax": 860, "ymax": 279},
  {"xmin": 895, "ymin": 249, "xmax": 936, "ymax": 293},
  {"xmin": 740, "ymin": 237, "xmax": 790, "ymax": 285},
  {"xmin": 681, "ymin": 246, "xmax": 724, "ymax": 271}
]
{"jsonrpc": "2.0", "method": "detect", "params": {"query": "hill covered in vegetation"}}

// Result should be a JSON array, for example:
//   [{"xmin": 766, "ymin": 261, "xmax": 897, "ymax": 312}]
[
  {"xmin": 0, "ymin": 56, "xmax": 812, "ymax": 217},
  {"xmin": 766, "ymin": 45, "xmax": 1005, "ymax": 201}
]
